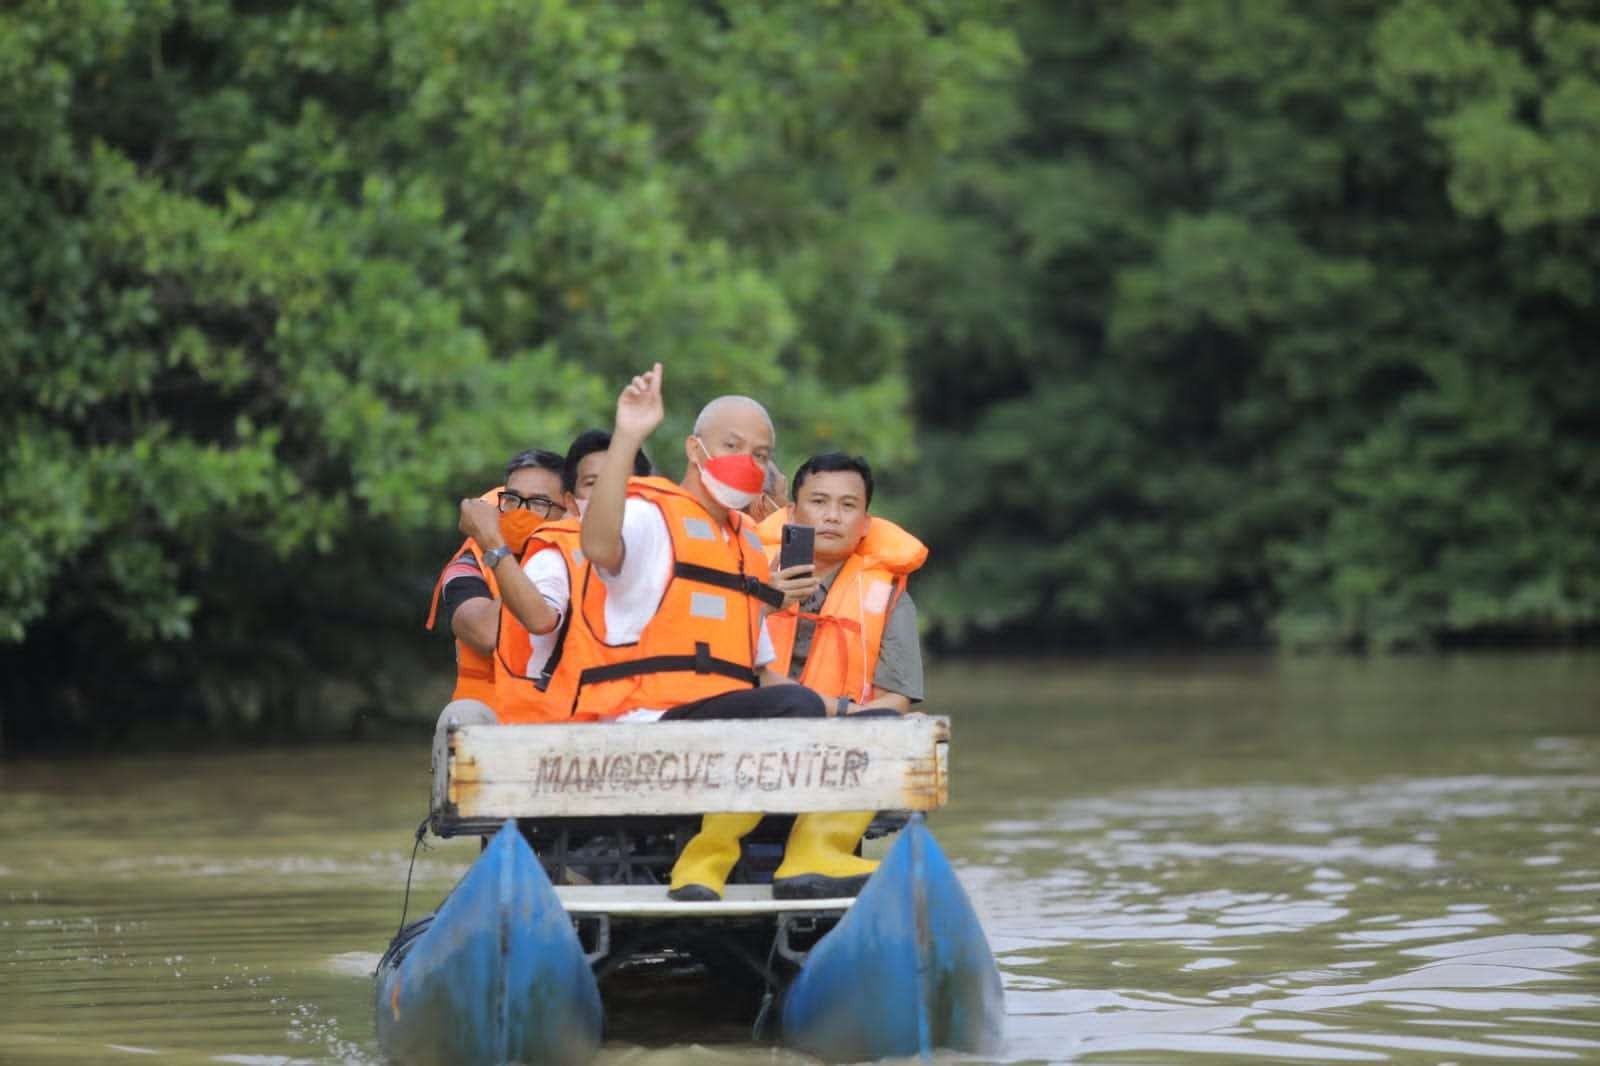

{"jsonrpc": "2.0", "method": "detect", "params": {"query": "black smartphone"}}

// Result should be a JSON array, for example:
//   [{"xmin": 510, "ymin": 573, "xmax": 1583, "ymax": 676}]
[{"xmin": 778, "ymin": 523, "xmax": 815, "ymax": 571}]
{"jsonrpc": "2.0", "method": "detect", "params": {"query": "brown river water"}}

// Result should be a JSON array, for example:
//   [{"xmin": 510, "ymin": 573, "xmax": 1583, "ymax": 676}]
[{"xmin": 3, "ymin": 653, "xmax": 1598, "ymax": 1064}]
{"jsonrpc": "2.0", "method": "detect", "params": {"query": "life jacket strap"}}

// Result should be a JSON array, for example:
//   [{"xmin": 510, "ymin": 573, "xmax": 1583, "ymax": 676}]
[
  {"xmin": 672, "ymin": 561, "xmax": 785, "ymax": 609},
  {"xmin": 575, "ymin": 640, "xmax": 759, "ymax": 690},
  {"xmin": 528, "ymin": 597, "xmax": 578, "ymax": 697},
  {"xmin": 787, "ymin": 610, "xmax": 864, "ymax": 635}
]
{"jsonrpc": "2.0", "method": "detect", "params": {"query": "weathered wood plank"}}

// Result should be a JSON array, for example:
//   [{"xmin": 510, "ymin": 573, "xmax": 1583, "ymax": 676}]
[
  {"xmin": 556, "ymin": 884, "xmax": 856, "ymax": 917},
  {"xmin": 439, "ymin": 716, "xmax": 949, "ymax": 819}
]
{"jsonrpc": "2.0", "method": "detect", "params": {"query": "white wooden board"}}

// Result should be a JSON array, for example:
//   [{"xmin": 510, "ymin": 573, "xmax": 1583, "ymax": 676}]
[
  {"xmin": 441, "ymin": 715, "xmax": 949, "ymax": 819},
  {"xmin": 555, "ymin": 884, "xmax": 855, "ymax": 917}
]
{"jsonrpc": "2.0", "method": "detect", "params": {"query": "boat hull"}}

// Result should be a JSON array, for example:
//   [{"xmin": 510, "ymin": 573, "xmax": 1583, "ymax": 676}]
[
  {"xmin": 781, "ymin": 816, "xmax": 1005, "ymax": 1061},
  {"xmin": 374, "ymin": 821, "xmax": 602, "ymax": 1066}
]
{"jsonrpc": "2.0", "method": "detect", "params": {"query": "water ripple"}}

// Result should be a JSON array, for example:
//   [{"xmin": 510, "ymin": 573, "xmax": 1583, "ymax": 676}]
[{"xmin": 967, "ymin": 767, "xmax": 1600, "ymax": 1062}]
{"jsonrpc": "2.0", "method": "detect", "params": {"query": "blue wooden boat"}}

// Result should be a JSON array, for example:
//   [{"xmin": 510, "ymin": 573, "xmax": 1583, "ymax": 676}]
[
  {"xmin": 382, "ymin": 716, "xmax": 1002, "ymax": 1061},
  {"xmin": 374, "ymin": 821, "xmax": 602, "ymax": 1066},
  {"xmin": 782, "ymin": 815, "xmax": 1005, "ymax": 1061}
]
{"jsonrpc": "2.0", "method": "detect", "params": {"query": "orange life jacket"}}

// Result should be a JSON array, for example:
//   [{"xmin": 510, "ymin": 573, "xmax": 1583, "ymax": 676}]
[
  {"xmin": 425, "ymin": 487, "xmax": 503, "ymax": 704},
  {"xmin": 492, "ymin": 520, "xmax": 586, "ymax": 723},
  {"xmin": 756, "ymin": 510, "xmax": 928, "ymax": 702},
  {"xmin": 558, "ymin": 476, "xmax": 782, "ymax": 719}
]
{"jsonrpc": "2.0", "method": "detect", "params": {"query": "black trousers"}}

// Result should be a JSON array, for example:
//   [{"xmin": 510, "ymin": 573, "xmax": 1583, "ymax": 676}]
[{"xmin": 660, "ymin": 683, "xmax": 826, "ymax": 721}]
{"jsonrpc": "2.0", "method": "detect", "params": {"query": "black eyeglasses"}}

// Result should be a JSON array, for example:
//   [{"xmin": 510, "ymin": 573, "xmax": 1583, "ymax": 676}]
[{"xmin": 497, "ymin": 491, "xmax": 565, "ymax": 518}]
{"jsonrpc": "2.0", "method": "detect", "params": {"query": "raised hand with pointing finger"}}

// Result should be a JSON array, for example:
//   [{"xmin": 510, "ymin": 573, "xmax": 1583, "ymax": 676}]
[
  {"xmin": 584, "ymin": 362, "xmax": 664, "ymax": 575},
  {"xmin": 614, "ymin": 362, "xmax": 664, "ymax": 444}
]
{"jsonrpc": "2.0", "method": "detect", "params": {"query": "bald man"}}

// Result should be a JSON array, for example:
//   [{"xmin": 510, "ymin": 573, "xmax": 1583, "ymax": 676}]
[
  {"xmin": 579, "ymin": 364, "xmax": 820, "ymax": 717},
  {"xmin": 580, "ymin": 365, "xmax": 881, "ymax": 903}
]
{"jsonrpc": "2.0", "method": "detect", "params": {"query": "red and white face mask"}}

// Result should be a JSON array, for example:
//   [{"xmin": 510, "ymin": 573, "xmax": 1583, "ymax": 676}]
[{"xmin": 691, "ymin": 438, "xmax": 764, "ymax": 511}]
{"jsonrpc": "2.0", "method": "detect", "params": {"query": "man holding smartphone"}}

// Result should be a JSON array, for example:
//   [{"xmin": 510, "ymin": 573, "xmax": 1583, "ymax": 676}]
[
  {"xmin": 758, "ymin": 452, "xmax": 928, "ymax": 716},
  {"xmin": 745, "ymin": 451, "xmax": 928, "ymax": 899}
]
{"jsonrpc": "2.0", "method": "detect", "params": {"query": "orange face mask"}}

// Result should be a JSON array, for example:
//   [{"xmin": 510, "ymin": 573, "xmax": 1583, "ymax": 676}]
[{"xmin": 499, "ymin": 510, "xmax": 543, "ymax": 554}]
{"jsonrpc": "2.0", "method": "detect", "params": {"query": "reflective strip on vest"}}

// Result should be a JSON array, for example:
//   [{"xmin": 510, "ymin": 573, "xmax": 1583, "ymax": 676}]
[
  {"xmin": 863, "ymin": 579, "xmax": 894, "ymax": 614},
  {"xmin": 690, "ymin": 592, "xmax": 727, "ymax": 620},
  {"xmin": 561, "ymin": 477, "xmax": 770, "ymax": 718}
]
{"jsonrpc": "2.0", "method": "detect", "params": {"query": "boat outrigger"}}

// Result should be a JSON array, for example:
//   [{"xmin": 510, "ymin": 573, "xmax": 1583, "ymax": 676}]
[{"xmin": 375, "ymin": 714, "xmax": 1004, "ymax": 1064}]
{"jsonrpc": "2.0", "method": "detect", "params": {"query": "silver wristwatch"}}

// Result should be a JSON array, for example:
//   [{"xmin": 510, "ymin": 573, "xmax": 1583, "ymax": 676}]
[{"xmin": 481, "ymin": 545, "xmax": 514, "ymax": 570}]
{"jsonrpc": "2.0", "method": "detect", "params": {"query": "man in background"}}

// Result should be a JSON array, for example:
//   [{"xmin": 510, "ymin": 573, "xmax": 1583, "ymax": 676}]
[{"xmin": 745, "ymin": 457, "xmax": 788, "ymax": 523}]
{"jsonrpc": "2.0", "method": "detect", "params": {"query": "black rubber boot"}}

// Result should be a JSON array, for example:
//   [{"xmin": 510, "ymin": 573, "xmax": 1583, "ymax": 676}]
[
  {"xmin": 667, "ymin": 884, "xmax": 721, "ymax": 903},
  {"xmin": 771, "ymin": 871, "xmax": 872, "ymax": 900}
]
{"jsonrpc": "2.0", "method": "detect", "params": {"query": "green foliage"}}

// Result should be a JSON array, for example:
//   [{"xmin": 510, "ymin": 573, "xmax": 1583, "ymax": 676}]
[
  {"xmin": 6, "ymin": 1, "xmax": 1598, "ymax": 751},
  {"xmin": 895, "ymin": 0, "xmax": 1600, "ymax": 651},
  {"xmin": 1, "ymin": 0, "xmax": 1013, "ymax": 748}
]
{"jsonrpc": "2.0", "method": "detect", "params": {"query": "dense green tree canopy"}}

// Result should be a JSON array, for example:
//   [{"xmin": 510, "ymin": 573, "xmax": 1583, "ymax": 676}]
[
  {"xmin": 3, "ymin": 0, "xmax": 1596, "ymax": 750},
  {"xmin": 0, "ymin": 0, "xmax": 1015, "ymax": 747},
  {"xmin": 894, "ymin": 0, "xmax": 1600, "ymax": 652}
]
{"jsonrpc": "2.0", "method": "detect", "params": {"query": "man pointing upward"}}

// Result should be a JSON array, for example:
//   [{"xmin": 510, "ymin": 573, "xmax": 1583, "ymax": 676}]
[{"xmin": 573, "ymin": 364, "xmax": 882, "ymax": 901}]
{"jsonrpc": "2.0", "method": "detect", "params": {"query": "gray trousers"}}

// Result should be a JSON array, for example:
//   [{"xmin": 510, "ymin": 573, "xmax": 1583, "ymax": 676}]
[{"xmin": 430, "ymin": 698, "xmax": 500, "ymax": 815}]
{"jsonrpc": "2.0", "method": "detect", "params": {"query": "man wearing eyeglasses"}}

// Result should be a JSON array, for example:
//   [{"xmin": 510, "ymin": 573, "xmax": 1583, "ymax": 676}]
[
  {"xmin": 427, "ymin": 449, "xmax": 567, "ymax": 704},
  {"xmin": 428, "ymin": 449, "xmax": 568, "ymax": 807},
  {"xmin": 489, "ymin": 429, "xmax": 656, "ymax": 722}
]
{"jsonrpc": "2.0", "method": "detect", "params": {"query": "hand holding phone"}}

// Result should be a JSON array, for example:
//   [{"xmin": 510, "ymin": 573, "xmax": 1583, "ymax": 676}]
[
  {"xmin": 778, "ymin": 523, "xmax": 815, "ymax": 571},
  {"xmin": 773, "ymin": 523, "xmax": 818, "ymax": 607}
]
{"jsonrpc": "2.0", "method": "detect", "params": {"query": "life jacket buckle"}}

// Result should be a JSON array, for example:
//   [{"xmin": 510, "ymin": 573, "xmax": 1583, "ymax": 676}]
[{"xmin": 742, "ymin": 575, "xmax": 784, "ymax": 609}]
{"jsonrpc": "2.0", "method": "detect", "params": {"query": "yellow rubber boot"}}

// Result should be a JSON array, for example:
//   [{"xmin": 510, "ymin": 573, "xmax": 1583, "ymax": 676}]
[
  {"xmin": 669, "ymin": 812, "xmax": 764, "ymax": 902},
  {"xmin": 772, "ymin": 811, "xmax": 880, "ymax": 900}
]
